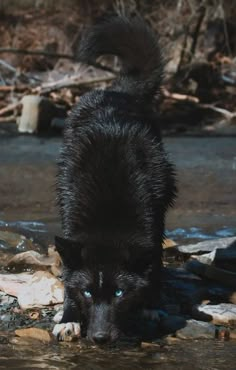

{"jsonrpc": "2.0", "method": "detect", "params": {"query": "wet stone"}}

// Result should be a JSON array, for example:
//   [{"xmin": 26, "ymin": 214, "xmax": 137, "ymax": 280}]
[
  {"xmin": 0, "ymin": 230, "xmax": 41, "ymax": 269},
  {"xmin": 6, "ymin": 246, "xmax": 62, "ymax": 276},
  {"xmin": 15, "ymin": 327, "xmax": 53, "ymax": 343},
  {"xmin": 176, "ymin": 319, "xmax": 216, "ymax": 339},
  {"xmin": 0, "ymin": 230, "xmax": 36, "ymax": 252}
]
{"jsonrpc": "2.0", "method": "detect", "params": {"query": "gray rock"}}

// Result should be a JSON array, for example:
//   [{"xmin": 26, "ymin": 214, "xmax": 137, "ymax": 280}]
[{"xmin": 176, "ymin": 319, "xmax": 216, "ymax": 339}]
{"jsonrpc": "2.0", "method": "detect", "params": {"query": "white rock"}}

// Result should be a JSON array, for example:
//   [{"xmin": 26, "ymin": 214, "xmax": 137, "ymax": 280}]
[
  {"xmin": 177, "ymin": 237, "xmax": 236, "ymax": 254},
  {"xmin": 17, "ymin": 271, "xmax": 64, "ymax": 309},
  {"xmin": 196, "ymin": 303, "xmax": 236, "ymax": 324}
]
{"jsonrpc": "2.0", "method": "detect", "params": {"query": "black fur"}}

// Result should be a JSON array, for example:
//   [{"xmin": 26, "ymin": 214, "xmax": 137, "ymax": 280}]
[{"xmin": 55, "ymin": 15, "xmax": 177, "ymax": 343}]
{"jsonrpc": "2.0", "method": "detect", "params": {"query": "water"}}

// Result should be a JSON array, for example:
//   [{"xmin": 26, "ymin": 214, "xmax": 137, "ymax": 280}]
[{"xmin": 0, "ymin": 337, "xmax": 236, "ymax": 369}]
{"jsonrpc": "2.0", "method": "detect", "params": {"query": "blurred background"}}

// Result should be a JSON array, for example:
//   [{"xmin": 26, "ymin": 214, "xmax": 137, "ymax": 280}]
[{"xmin": 0, "ymin": 0, "xmax": 236, "ymax": 243}]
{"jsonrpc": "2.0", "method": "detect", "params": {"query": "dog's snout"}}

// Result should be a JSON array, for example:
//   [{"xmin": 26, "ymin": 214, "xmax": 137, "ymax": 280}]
[{"xmin": 92, "ymin": 331, "xmax": 110, "ymax": 344}]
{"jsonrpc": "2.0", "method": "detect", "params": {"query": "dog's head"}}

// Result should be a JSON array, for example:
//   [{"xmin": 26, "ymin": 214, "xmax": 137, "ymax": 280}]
[{"xmin": 55, "ymin": 236, "xmax": 152, "ymax": 343}]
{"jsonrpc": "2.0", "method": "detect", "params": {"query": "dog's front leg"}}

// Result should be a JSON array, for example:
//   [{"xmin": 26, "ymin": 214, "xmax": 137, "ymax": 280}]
[{"xmin": 53, "ymin": 291, "xmax": 81, "ymax": 341}]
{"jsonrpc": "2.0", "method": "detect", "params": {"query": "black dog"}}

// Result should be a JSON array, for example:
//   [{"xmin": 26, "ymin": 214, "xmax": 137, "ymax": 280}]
[{"xmin": 54, "ymin": 16, "xmax": 176, "ymax": 344}]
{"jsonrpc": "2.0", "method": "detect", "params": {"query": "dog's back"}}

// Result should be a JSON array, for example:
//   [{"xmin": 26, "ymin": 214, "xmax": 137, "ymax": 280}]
[
  {"xmin": 55, "ymin": 16, "xmax": 176, "ymax": 343},
  {"xmin": 57, "ymin": 16, "xmax": 176, "ymax": 243}
]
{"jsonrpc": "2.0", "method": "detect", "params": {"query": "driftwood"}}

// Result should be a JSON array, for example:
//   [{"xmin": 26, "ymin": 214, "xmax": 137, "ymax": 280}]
[
  {"xmin": 33, "ymin": 75, "xmax": 115, "ymax": 95},
  {"xmin": 199, "ymin": 104, "xmax": 236, "ymax": 121},
  {"xmin": 162, "ymin": 88, "xmax": 200, "ymax": 103},
  {"xmin": 0, "ymin": 102, "xmax": 22, "ymax": 116},
  {"xmin": 163, "ymin": 88, "xmax": 236, "ymax": 121},
  {"xmin": 0, "ymin": 76, "xmax": 115, "ymax": 96}
]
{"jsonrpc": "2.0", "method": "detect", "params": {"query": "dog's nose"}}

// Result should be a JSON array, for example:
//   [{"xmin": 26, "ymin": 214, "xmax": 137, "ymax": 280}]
[{"xmin": 92, "ymin": 332, "xmax": 109, "ymax": 344}]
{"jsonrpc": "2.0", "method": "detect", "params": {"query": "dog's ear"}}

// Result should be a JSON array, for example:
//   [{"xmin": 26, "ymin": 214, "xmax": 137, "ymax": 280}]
[{"xmin": 55, "ymin": 235, "xmax": 82, "ymax": 268}]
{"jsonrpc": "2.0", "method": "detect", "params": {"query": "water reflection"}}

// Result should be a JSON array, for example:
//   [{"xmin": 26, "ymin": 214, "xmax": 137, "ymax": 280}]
[{"xmin": 0, "ymin": 339, "xmax": 236, "ymax": 370}]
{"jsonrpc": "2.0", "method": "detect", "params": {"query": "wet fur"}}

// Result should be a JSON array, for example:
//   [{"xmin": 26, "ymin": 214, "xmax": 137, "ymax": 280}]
[{"xmin": 55, "ymin": 16, "xmax": 177, "ymax": 343}]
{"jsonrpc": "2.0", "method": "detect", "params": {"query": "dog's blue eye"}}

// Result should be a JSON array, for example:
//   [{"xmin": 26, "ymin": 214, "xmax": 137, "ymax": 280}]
[
  {"xmin": 84, "ymin": 290, "xmax": 92, "ymax": 298},
  {"xmin": 115, "ymin": 289, "xmax": 123, "ymax": 298}
]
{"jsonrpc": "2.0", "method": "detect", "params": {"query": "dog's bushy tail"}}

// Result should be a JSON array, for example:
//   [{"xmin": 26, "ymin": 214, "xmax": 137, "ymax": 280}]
[{"xmin": 78, "ymin": 16, "xmax": 163, "ymax": 101}]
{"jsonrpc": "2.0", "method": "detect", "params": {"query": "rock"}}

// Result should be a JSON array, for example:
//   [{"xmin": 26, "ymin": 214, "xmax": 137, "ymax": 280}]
[
  {"xmin": 0, "ymin": 271, "xmax": 64, "ymax": 308},
  {"xmin": 7, "ymin": 250, "xmax": 53, "ymax": 268},
  {"xmin": 47, "ymin": 245, "xmax": 62, "ymax": 277},
  {"xmin": 195, "ymin": 303, "xmax": 236, "ymax": 325},
  {"xmin": 18, "ymin": 95, "xmax": 66, "ymax": 133},
  {"xmin": 0, "ymin": 230, "xmax": 33, "ymax": 249},
  {"xmin": 17, "ymin": 271, "xmax": 64, "ymax": 309},
  {"xmin": 176, "ymin": 319, "xmax": 216, "ymax": 339},
  {"xmin": 162, "ymin": 239, "xmax": 177, "ymax": 249},
  {"xmin": 0, "ymin": 273, "xmax": 33, "ymax": 296},
  {"xmin": 177, "ymin": 236, "xmax": 236, "ymax": 254},
  {"xmin": 192, "ymin": 250, "xmax": 217, "ymax": 265},
  {"xmin": 7, "ymin": 247, "xmax": 62, "ymax": 275},
  {"xmin": 15, "ymin": 328, "xmax": 53, "ymax": 343},
  {"xmin": 0, "ymin": 230, "xmax": 34, "ymax": 251},
  {"xmin": 0, "ymin": 230, "xmax": 40, "ymax": 268}
]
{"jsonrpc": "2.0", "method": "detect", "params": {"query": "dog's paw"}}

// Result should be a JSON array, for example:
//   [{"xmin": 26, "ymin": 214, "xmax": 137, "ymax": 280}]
[
  {"xmin": 52, "ymin": 322, "xmax": 81, "ymax": 342},
  {"xmin": 142, "ymin": 309, "xmax": 160, "ymax": 322}
]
